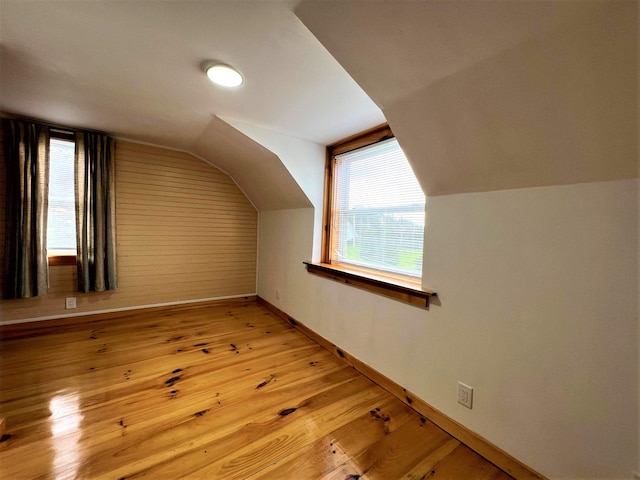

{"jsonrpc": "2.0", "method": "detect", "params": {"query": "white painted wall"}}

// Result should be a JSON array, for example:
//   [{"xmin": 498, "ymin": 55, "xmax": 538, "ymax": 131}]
[
  {"xmin": 257, "ymin": 179, "xmax": 639, "ymax": 479},
  {"xmin": 637, "ymin": 180, "xmax": 640, "ymax": 479},
  {"xmin": 222, "ymin": 119, "xmax": 326, "ymax": 259}
]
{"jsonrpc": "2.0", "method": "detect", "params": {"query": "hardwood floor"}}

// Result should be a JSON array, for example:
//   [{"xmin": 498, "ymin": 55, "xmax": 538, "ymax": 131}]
[{"xmin": 0, "ymin": 301, "xmax": 513, "ymax": 479}]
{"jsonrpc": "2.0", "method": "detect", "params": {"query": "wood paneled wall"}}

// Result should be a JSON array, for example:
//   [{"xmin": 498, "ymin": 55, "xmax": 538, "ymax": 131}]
[
  {"xmin": 0, "ymin": 131, "xmax": 5, "ymax": 307},
  {"xmin": 0, "ymin": 137, "xmax": 258, "ymax": 323}
]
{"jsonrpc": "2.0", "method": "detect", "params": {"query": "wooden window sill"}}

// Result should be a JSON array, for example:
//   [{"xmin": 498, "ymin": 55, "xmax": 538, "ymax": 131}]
[
  {"xmin": 303, "ymin": 262, "xmax": 436, "ymax": 308},
  {"xmin": 48, "ymin": 255, "xmax": 76, "ymax": 266}
]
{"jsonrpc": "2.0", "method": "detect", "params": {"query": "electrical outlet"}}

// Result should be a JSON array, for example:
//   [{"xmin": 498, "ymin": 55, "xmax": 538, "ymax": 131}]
[
  {"xmin": 458, "ymin": 382, "xmax": 473, "ymax": 409},
  {"xmin": 65, "ymin": 297, "xmax": 77, "ymax": 309}
]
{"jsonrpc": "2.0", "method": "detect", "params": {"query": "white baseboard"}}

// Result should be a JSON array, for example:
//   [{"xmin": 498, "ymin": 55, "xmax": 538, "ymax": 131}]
[{"xmin": 0, "ymin": 293, "xmax": 256, "ymax": 326}]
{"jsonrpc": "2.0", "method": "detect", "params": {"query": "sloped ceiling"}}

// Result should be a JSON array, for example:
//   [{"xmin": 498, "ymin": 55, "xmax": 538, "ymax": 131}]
[
  {"xmin": 0, "ymin": 0, "xmax": 383, "ymax": 210},
  {"xmin": 1, "ymin": 1, "xmax": 637, "ymax": 204},
  {"xmin": 296, "ymin": 0, "xmax": 638, "ymax": 196},
  {"xmin": 191, "ymin": 117, "xmax": 311, "ymax": 211}
]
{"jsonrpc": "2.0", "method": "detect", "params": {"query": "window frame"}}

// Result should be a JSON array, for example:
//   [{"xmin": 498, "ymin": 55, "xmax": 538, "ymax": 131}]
[
  {"xmin": 323, "ymin": 124, "xmax": 394, "ymax": 266},
  {"xmin": 307, "ymin": 124, "xmax": 436, "ymax": 308},
  {"xmin": 47, "ymin": 129, "xmax": 77, "ymax": 267}
]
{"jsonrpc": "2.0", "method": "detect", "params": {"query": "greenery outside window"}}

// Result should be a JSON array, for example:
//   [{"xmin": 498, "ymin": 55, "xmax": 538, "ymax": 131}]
[
  {"xmin": 306, "ymin": 124, "xmax": 434, "ymax": 307},
  {"xmin": 47, "ymin": 131, "xmax": 77, "ymax": 265},
  {"xmin": 324, "ymin": 125, "xmax": 425, "ymax": 284}
]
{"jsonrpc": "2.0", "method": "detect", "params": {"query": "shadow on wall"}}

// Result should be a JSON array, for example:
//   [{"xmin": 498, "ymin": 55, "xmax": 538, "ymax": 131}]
[
  {"xmin": 190, "ymin": 116, "xmax": 312, "ymax": 211},
  {"xmin": 386, "ymin": 3, "xmax": 636, "ymax": 196}
]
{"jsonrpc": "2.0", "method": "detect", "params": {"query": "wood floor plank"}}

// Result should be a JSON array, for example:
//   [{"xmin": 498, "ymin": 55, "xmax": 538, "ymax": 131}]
[
  {"xmin": 0, "ymin": 324, "xmax": 300, "ymax": 403},
  {"xmin": 400, "ymin": 437, "xmax": 461, "ymax": 479},
  {"xmin": 247, "ymin": 395, "xmax": 417, "ymax": 479},
  {"xmin": 2, "ymin": 343, "xmax": 336, "ymax": 453},
  {"xmin": 423, "ymin": 443, "xmax": 515, "ymax": 479},
  {"xmin": 319, "ymin": 419, "xmax": 454, "ymax": 480},
  {"xmin": 128, "ymin": 377, "xmax": 386, "ymax": 479},
  {"xmin": 0, "ymin": 301, "xmax": 514, "ymax": 480}
]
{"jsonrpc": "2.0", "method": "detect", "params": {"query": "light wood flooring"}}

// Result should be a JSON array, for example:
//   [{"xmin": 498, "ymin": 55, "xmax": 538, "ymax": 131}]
[{"xmin": 0, "ymin": 300, "xmax": 513, "ymax": 479}]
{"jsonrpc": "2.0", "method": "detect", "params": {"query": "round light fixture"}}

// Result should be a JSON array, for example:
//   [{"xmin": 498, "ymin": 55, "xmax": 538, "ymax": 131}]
[{"xmin": 205, "ymin": 63, "xmax": 243, "ymax": 87}]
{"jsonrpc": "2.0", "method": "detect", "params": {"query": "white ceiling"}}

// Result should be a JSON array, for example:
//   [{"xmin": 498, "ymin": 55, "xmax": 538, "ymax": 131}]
[
  {"xmin": 1, "ymin": 0, "xmax": 637, "ymax": 207},
  {"xmin": 0, "ymin": 0, "xmax": 383, "ymax": 148},
  {"xmin": 298, "ymin": 0, "xmax": 638, "ymax": 195},
  {"xmin": 296, "ymin": 0, "xmax": 604, "ymax": 109}
]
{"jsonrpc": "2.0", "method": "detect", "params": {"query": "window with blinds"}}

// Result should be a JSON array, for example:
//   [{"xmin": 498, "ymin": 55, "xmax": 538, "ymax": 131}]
[
  {"xmin": 330, "ymin": 137, "xmax": 425, "ymax": 279},
  {"xmin": 47, "ymin": 137, "xmax": 77, "ymax": 256}
]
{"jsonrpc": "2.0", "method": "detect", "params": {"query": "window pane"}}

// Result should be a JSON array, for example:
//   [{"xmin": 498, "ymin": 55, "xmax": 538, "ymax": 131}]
[
  {"xmin": 332, "ymin": 138, "xmax": 425, "ymax": 278},
  {"xmin": 47, "ymin": 138, "xmax": 76, "ymax": 254}
]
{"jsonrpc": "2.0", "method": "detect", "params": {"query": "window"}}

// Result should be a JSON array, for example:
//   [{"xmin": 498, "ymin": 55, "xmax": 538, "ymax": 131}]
[
  {"xmin": 325, "ymin": 125, "xmax": 425, "ymax": 282},
  {"xmin": 306, "ymin": 124, "xmax": 435, "ymax": 307},
  {"xmin": 47, "ymin": 133, "xmax": 77, "ymax": 262},
  {"xmin": 330, "ymin": 137, "xmax": 425, "ymax": 280}
]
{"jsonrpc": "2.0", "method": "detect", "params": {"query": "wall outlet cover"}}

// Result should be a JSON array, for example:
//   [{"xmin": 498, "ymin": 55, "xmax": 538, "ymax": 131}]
[
  {"xmin": 458, "ymin": 382, "xmax": 473, "ymax": 409},
  {"xmin": 65, "ymin": 297, "xmax": 77, "ymax": 309}
]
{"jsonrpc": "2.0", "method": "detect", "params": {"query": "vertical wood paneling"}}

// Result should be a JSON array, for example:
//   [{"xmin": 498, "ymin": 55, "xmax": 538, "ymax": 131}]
[{"xmin": 0, "ymin": 139, "xmax": 258, "ymax": 322}]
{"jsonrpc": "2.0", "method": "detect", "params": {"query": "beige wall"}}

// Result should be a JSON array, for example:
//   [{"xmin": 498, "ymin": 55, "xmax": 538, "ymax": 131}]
[
  {"xmin": 287, "ymin": 3, "xmax": 639, "ymax": 476},
  {"xmin": 259, "ymin": 180, "xmax": 639, "ymax": 479},
  {"xmin": 0, "ymin": 139, "xmax": 258, "ymax": 323}
]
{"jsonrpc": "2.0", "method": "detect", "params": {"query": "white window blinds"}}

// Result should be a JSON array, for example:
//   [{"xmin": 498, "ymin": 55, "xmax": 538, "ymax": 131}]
[
  {"xmin": 47, "ymin": 138, "xmax": 77, "ymax": 254},
  {"xmin": 331, "ymin": 138, "xmax": 425, "ymax": 279}
]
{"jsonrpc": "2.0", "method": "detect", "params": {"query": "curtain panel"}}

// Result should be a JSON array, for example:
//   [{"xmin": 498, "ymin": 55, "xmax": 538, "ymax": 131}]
[
  {"xmin": 75, "ymin": 132, "xmax": 117, "ymax": 293},
  {"xmin": 3, "ymin": 119, "xmax": 50, "ymax": 299}
]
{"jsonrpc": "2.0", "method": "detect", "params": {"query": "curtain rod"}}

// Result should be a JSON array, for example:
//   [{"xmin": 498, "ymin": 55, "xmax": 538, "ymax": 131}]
[{"xmin": 0, "ymin": 112, "xmax": 110, "ymax": 137}]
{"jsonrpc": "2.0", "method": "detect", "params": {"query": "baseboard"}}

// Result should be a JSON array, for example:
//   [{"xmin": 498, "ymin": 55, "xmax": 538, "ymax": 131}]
[
  {"xmin": 0, "ymin": 295, "xmax": 256, "ymax": 337},
  {"xmin": 257, "ymin": 296, "xmax": 547, "ymax": 480},
  {"xmin": 0, "ymin": 293, "xmax": 256, "ymax": 327}
]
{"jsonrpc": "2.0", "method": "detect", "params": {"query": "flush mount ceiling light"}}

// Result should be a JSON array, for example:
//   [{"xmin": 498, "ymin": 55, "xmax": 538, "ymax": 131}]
[{"xmin": 205, "ymin": 62, "xmax": 244, "ymax": 87}]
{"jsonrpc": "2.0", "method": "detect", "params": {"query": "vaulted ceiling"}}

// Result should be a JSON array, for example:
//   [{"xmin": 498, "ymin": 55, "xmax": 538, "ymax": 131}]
[
  {"xmin": 297, "ymin": 0, "xmax": 638, "ymax": 195},
  {"xmin": 1, "ymin": 0, "xmax": 637, "ymax": 208},
  {"xmin": 0, "ymin": 0, "xmax": 383, "ymax": 210},
  {"xmin": 0, "ymin": 1, "xmax": 383, "ymax": 147}
]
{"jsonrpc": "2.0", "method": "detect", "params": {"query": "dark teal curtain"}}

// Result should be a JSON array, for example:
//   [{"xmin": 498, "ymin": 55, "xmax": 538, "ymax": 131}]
[
  {"xmin": 3, "ymin": 119, "xmax": 50, "ymax": 299},
  {"xmin": 75, "ymin": 132, "xmax": 117, "ymax": 293}
]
